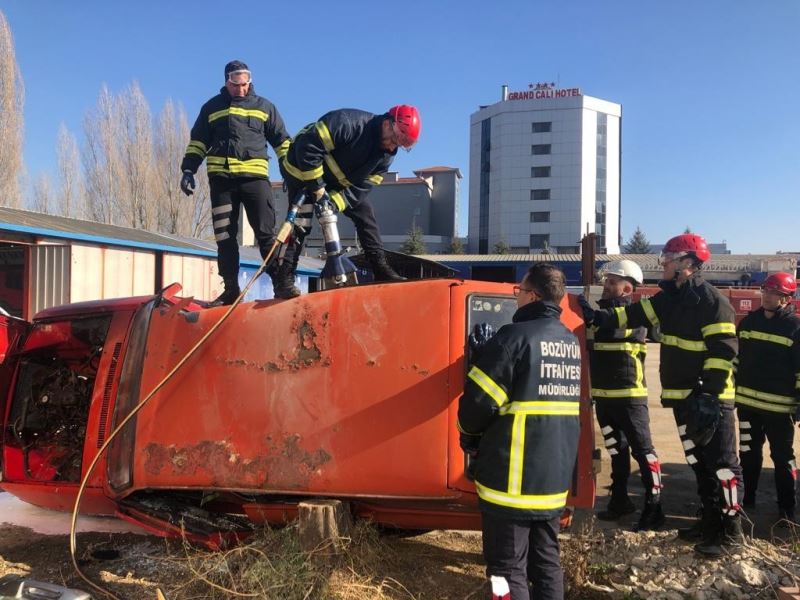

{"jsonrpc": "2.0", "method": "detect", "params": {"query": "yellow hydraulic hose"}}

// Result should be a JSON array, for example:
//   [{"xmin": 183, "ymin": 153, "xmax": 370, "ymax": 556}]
[{"xmin": 69, "ymin": 221, "xmax": 294, "ymax": 599}]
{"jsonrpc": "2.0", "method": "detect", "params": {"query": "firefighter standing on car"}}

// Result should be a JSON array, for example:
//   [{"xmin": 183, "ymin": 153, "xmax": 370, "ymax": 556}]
[
  {"xmin": 180, "ymin": 60, "xmax": 291, "ymax": 306},
  {"xmin": 735, "ymin": 272, "xmax": 800, "ymax": 523},
  {"xmin": 589, "ymin": 260, "xmax": 664, "ymax": 531},
  {"xmin": 277, "ymin": 105, "xmax": 421, "ymax": 296},
  {"xmin": 580, "ymin": 233, "xmax": 742, "ymax": 557},
  {"xmin": 459, "ymin": 263, "xmax": 581, "ymax": 600}
]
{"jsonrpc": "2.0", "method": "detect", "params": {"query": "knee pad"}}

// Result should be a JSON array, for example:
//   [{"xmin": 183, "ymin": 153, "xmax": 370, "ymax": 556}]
[{"xmin": 716, "ymin": 468, "xmax": 740, "ymax": 516}]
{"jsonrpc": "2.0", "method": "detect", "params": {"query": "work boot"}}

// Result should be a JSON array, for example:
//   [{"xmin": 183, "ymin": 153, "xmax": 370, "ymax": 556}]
[
  {"xmin": 742, "ymin": 492, "xmax": 755, "ymax": 510},
  {"xmin": 695, "ymin": 514, "xmax": 744, "ymax": 557},
  {"xmin": 366, "ymin": 250, "xmax": 406, "ymax": 282},
  {"xmin": 207, "ymin": 280, "xmax": 241, "ymax": 307},
  {"xmin": 635, "ymin": 499, "xmax": 666, "ymax": 531},
  {"xmin": 678, "ymin": 505, "xmax": 719, "ymax": 543},
  {"xmin": 270, "ymin": 262, "xmax": 301, "ymax": 299},
  {"xmin": 596, "ymin": 495, "xmax": 636, "ymax": 521}
]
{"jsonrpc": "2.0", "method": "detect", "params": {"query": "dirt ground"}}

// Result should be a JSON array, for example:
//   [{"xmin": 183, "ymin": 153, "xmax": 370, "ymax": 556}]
[{"xmin": 2, "ymin": 343, "xmax": 800, "ymax": 599}]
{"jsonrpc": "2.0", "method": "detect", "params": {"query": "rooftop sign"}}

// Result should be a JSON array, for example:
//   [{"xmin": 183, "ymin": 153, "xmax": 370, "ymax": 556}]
[{"xmin": 507, "ymin": 82, "xmax": 582, "ymax": 101}]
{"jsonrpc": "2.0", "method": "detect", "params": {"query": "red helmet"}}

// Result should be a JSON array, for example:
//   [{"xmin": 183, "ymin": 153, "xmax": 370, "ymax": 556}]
[
  {"xmin": 661, "ymin": 233, "xmax": 711, "ymax": 264},
  {"xmin": 763, "ymin": 272, "xmax": 797, "ymax": 296},
  {"xmin": 388, "ymin": 105, "xmax": 421, "ymax": 149}
]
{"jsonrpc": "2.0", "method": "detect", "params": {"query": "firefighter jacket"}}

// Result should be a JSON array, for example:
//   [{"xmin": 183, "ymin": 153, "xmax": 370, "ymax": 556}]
[
  {"xmin": 596, "ymin": 274, "xmax": 737, "ymax": 407},
  {"xmin": 588, "ymin": 296, "xmax": 649, "ymax": 404},
  {"xmin": 281, "ymin": 109, "xmax": 395, "ymax": 212},
  {"xmin": 734, "ymin": 304, "xmax": 800, "ymax": 414},
  {"xmin": 181, "ymin": 85, "xmax": 290, "ymax": 179},
  {"xmin": 457, "ymin": 301, "xmax": 581, "ymax": 520}
]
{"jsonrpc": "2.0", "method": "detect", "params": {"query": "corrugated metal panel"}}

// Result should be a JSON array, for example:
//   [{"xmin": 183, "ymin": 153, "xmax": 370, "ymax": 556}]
[
  {"xmin": 29, "ymin": 245, "xmax": 71, "ymax": 316},
  {"xmin": 71, "ymin": 244, "xmax": 156, "ymax": 303},
  {"xmin": 162, "ymin": 253, "xmax": 216, "ymax": 301}
]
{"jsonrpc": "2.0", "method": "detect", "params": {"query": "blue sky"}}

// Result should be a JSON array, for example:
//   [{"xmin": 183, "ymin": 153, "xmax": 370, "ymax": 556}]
[{"xmin": 3, "ymin": 0, "xmax": 799, "ymax": 253}]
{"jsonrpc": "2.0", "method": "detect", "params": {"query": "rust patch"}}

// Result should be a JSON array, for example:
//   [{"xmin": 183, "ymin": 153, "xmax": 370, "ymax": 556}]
[{"xmin": 143, "ymin": 435, "xmax": 331, "ymax": 490}]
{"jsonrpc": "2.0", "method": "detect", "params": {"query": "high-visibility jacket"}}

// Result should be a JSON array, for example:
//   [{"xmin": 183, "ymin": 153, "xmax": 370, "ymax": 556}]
[
  {"xmin": 735, "ymin": 304, "xmax": 800, "ymax": 414},
  {"xmin": 588, "ymin": 296, "xmax": 649, "ymax": 404},
  {"xmin": 181, "ymin": 85, "xmax": 290, "ymax": 179},
  {"xmin": 458, "ymin": 301, "xmax": 581, "ymax": 520},
  {"xmin": 281, "ymin": 109, "xmax": 395, "ymax": 212},
  {"xmin": 596, "ymin": 275, "xmax": 737, "ymax": 406}
]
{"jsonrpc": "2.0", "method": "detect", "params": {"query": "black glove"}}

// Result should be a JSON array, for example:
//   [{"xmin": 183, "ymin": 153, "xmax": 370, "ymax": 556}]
[
  {"xmin": 577, "ymin": 294, "xmax": 596, "ymax": 326},
  {"xmin": 460, "ymin": 431, "xmax": 481, "ymax": 481},
  {"xmin": 180, "ymin": 171, "xmax": 195, "ymax": 196},
  {"xmin": 469, "ymin": 322, "xmax": 495, "ymax": 361},
  {"xmin": 685, "ymin": 391, "xmax": 720, "ymax": 447}
]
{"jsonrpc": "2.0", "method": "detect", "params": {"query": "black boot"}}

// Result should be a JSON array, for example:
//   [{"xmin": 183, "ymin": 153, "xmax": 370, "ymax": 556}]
[
  {"xmin": 208, "ymin": 280, "xmax": 241, "ymax": 307},
  {"xmin": 596, "ymin": 495, "xmax": 636, "ymax": 521},
  {"xmin": 270, "ymin": 262, "xmax": 301, "ymax": 299},
  {"xmin": 635, "ymin": 498, "xmax": 666, "ymax": 531},
  {"xmin": 366, "ymin": 250, "xmax": 406, "ymax": 282},
  {"xmin": 678, "ymin": 505, "xmax": 719, "ymax": 542},
  {"xmin": 695, "ymin": 514, "xmax": 744, "ymax": 557}
]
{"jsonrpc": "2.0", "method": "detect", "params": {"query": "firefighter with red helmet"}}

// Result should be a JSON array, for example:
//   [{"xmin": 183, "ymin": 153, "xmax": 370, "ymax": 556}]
[
  {"xmin": 735, "ymin": 272, "xmax": 800, "ymax": 523},
  {"xmin": 580, "ymin": 233, "xmax": 742, "ymax": 557},
  {"xmin": 276, "ymin": 105, "xmax": 421, "ymax": 297},
  {"xmin": 588, "ymin": 260, "xmax": 664, "ymax": 531}
]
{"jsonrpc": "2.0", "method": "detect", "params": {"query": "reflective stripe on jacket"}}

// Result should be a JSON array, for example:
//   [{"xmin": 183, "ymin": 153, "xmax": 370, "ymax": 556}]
[
  {"xmin": 457, "ymin": 301, "xmax": 581, "ymax": 520},
  {"xmin": 181, "ymin": 85, "xmax": 290, "ymax": 179},
  {"xmin": 735, "ymin": 305, "xmax": 800, "ymax": 414},
  {"xmin": 281, "ymin": 109, "xmax": 394, "ymax": 209},
  {"xmin": 598, "ymin": 275, "xmax": 737, "ymax": 407}
]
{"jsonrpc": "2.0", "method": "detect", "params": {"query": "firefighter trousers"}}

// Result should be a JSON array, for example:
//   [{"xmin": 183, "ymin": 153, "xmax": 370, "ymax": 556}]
[
  {"xmin": 674, "ymin": 403, "xmax": 743, "ymax": 515},
  {"xmin": 280, "ymin": 178, "xmax": 384, "ymax": 273},
  {"xmin": 481, "ymin": 512, "xmax": 563, "ymax": 600},
  {"xmin": 209, "ymin": 177, "xmax": 276, "ymax": 283},
  {"xmin": 737, "ymin": 406, "xmax": 796, "ymax": 511},
  {"xmin": 595, "ymin": 401, "xmax": 661, "ymax": 500}
]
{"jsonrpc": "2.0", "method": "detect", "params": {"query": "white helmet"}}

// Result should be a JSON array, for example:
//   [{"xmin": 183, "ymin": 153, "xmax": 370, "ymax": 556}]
[{"xmin": 601, "ymin": 259, "xmax": 643, "ymax": 286}]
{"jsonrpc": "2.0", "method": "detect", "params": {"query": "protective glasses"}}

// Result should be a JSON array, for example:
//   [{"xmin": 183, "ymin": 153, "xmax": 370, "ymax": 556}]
[
  {"xmin": 513, "ymin": 285, "xmax": 534, "ymax": 297},
  {"xmin": 227, "ymin": 70, "xmax": 252, "ymax": 85},
  {"xmin": 658, "ymin": 251, "xmax": 685, "ymax": 266},
  {"xmin": 391, "ymin": 121, "xmax": 416, "ymax": 151}
]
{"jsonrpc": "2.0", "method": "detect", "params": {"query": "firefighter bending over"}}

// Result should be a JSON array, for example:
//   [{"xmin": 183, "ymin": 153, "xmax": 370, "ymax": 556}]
[
  {"xmin": 277, "ymin": 105, "xmax": 421, "ymax": 297},
  {"xmin": 589, "ymin": 260, "xmax": 664, "ymax": 531},
  {"xmin": 459, "ymin": 263, "xmax": 581, "ymax": 600}
]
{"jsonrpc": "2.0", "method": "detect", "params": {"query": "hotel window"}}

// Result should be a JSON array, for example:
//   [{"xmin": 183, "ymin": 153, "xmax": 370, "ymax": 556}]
[
  {"xmin": 531, "ymin": 189, "xmax": 550, "ymax": 201},
  {"xmin": 532, "ymin": 121, "xmax": 552, "ymax": 133},
  {"xmin": 531, "ymin": 166, "xmax": 551, "ymax": 178}
]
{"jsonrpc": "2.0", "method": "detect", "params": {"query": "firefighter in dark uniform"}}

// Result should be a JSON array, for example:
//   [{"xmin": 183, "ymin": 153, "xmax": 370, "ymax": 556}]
[
  {"xmin": 581, "ymin": 233, "xmax": 742, "ymax": 557},
  {"xmin": 735, "ymin": 272, "xmax": 800, "ymax": 523},
  {"xmin": 277, "ymin": 105, "xmax": 421, "ymax": 297},
  {"xmin": 459, "ymin": 263, "xmax": 581, "ymax": 600},
  {"xmin": 180, "ymin": 60, "xmax": 291, "ymax": 306},
  {"xmin": 589, "ymin": 260, "xmax": 664, "ymax": 530}
]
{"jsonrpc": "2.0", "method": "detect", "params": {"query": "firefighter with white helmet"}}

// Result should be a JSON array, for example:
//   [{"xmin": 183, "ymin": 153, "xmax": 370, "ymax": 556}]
[{"xmin": 589, "ymin": 259, "xmax": 664, "ymax": 530}]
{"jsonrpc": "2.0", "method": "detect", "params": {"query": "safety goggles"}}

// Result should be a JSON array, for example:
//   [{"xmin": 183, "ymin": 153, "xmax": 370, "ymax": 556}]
[
  {"xmin": 658, "ymin": 251, "xmax": 686, "ymax": 266},
  {"xmin": 391, "ymin": 121, "xmax": 416, "ymax": 151},
  {"xmin": 227, "ymin": 69, "xmax": 252, "ymax": 85}
]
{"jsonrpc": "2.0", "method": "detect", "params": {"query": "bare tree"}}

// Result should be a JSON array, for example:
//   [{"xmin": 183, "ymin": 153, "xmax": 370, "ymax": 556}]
[
  {"xmin": 83, "ymin": 84, "xmax": 122, "ymax": 224},
  {"xmin": 56, "ymin": 124, "xmax": 84, "ymax": 218},
  {"xmin": 0, "ymin": 10, "xmax": 24, "ymax": 207},
  {"xmin": 29, "ymin": 173, "xmax": 54, "ymax": 214},
  {"xmin": 117, "ymin": 81, "xmax": 155, "ymax": 229}
]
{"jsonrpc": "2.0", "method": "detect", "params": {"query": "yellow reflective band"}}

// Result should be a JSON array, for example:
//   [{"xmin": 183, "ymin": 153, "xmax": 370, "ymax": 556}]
[
  {"xmin": 475, "ymin": 482, "xmax": 569, "ymax": 510},
  {"xmin": 720, "ymin": 370, "xmax": 735, "ymax": 400},
  {"xmin": 467, "ymin": 366, "xmax": 509, "ymax": 407},
  {"xmin": 592, "ymin": 342, "xmax": 646, "ymax": 352},
  {"xmin": 508, "ymin": 414, "xmax": 526, "ymax": 495},
  {"xmin": 703, "ymin": 358, "xmax": 733, "ymax": 371},
  {"xmin": 740, "ymin": 330, "xmax": 793, "ymax": 347},
  {"xmin": 456, "ymin": 419, "xmax": 480, "ymax": 435},
  {"xmin": 185, "ymin": 140, "xmax": 207, "ymax": 157},
  {"xmin": 613, "ymin": 306, "xmax": 628, "ymax": 329},
  {"xmin": 621, "ymin": 329, "xmax": 635, "ymax": 337},
  {"xmin": 661, "ymin": 335, "xmax": 707, "ymax": 351},
  {"xmin": 368, "ymin": 174, "xmax": 384, "ymax": 185},
  {"xmin": 208, "ymin": 107, "xmax": 268, "ymax": 123},
  {"xmin": 735, "ymin": 394, "xmax": 797, "ymax": 414},
  {"xmin": 592, "ymin": 387, "xmax": 648, "ymax": 398},
  {"xmin": 499, "ymin": 401, "xmax": 580, "ymax": 416},
  {"xmin": 641, "ymin": 298, "xmax": 660, "ymax": 328},
  {"xmin": 206, "ymin": 156, "xmax": 268, "ymax": 176},
  {"xmin": 632, "ymin": 342, "xmax": 645, "ymax": 390},
  {"xmin": 324, "ymin": 154, "xmax": 353, "ymax": 187},
  {"xmin": 329, "ymin": 191, "xmax": 347, "ymax": 212},
  {"xmin": 662, "ymin": 388, "xmax": 693, "ymax": 400},
  {"xmin": 315, "ymin": 121, "xmax": 335, "ymax": 152},
  {"xmin": 282, "ymin": 158, "xmax": 324, "ymax": 182},
  {"xmin": 736, "ymin": 386, "xmax": 795, "ymax": 405},
  {"xmin": 702, "ymin": 322, "xmax": 736, "ymax": 337},
  {"xmin": 275, "ymin": 139, "xmax": 290, "ymax": 159}
]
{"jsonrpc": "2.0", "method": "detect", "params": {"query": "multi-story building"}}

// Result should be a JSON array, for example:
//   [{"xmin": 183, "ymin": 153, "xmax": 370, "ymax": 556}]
[
  {"xmin": 244, "ymin": 167, "xmax": 462, "ymax": 255},
  {"xmin": 468, "ymin": 84, "xmax": 622, "ymax": 254}
]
